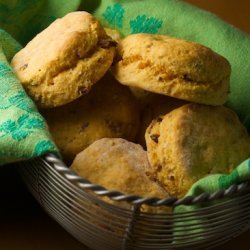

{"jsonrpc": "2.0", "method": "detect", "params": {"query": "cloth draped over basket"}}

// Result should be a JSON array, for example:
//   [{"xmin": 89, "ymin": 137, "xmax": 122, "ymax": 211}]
[{"xmin": 0, "ymin": 0, "xmax": 250, "ymax": 227}]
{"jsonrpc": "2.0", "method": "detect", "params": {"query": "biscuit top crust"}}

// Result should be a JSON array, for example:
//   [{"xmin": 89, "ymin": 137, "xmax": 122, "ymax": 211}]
[
  {"xmin": 116, "ymin": 33, "xmax": 231, "ymax": 85},
  {"xmin": 146, "ymin": 103, "xmax": 250, "ymax": 197},
  {"xmin": 71, "ymin": 138, "xmax": 167, "ymax": 198},
  {"xmin": 11, "ymin": 11, "xmax": 115, "ymax": 88}
]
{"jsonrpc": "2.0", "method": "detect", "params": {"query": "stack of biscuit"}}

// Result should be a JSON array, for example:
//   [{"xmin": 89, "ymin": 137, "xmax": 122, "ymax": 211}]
[
  {"xmin": 11, "ymin": 12, "xmax": 140, "ymax": 164},
  {"xmin": 11, "ymin": 11, "xmax": 250, "ymax": 204}
]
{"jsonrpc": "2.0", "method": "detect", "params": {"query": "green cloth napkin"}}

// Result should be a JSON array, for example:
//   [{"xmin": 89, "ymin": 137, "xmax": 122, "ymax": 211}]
[
  {"xmin": 0, "ymin": 0, "xmax": 250, "ymax": 205},
  {"xmin": 0, "ymin": 29, "xmax": 58, "ymax": 165},
  {"xmin": 0, "ymin": 0, "xmax": 81, "ymax": 45}
]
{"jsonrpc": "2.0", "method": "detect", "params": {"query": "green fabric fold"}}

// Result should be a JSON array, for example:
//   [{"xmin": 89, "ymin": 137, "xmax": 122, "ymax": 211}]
[
  {"xmin": 0, "ymin": 29, "xmax": 58, "ymax": 165},
  {"xmin": 173, "ymin": 159, "xmax": 250, "ymax": 240},
  {"xmin": 0, "ymin": 0, "xmax": 81, "ymax": 45}
]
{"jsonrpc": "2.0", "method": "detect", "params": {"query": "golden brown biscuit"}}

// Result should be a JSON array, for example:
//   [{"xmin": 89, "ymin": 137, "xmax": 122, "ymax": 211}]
[
  {"xmin": 70, "ymin": 140, "xmax": 170, "ymax": 236},
  {"xmin": 11, "ymin": 12, "xmax": 117, "ymax": 108},
  {"xmin": 145, "ymin": 103, "xmax": 250, "ymax": 198},
  {"xmin": 111, "ymin": 34, "xmax": 231, "ymax": 106},
  {"xmin": 41, "ymin": 74, "xmax": 139, "ymax": 162},
  {"xmin": 70, "ymin": 138, "xmax": 169, "ymax": 213}
]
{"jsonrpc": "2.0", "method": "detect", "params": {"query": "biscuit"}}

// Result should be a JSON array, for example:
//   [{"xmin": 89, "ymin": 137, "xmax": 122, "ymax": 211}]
[
  {"xmin": 70, "ymin": 139, "xmax": 170, "ymax": 235},
  {"xmin": 145, "ymin": 103, "xmax": 250, "ymax": 197},
  {"xmin": 70, "ymin": 138, "xmax": 169, "ymax": 210},
  {"xmin": 111, "ymin": 34, "xmax": 231, "ymax": 106},
  {"xmin": 41, "ymin": 74, "xmax": 139, "ymax": 162},
  {"xmin": 11, "ymin": 12, "xmax": 117, "ymax": 108}
]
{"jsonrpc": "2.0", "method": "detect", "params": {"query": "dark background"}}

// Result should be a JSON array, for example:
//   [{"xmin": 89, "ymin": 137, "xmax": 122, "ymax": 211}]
[{"xmin": 0, "ymin": 0, "xmax": 249, "ymax": 249}]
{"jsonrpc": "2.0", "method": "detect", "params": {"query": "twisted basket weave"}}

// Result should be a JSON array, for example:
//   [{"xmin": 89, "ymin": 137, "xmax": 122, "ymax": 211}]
[{"xmin": 18, "ymin": 153, "xmax": 250, "ymax": 250}]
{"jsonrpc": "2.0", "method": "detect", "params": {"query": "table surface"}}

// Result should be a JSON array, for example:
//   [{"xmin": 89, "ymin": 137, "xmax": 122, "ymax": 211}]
[{"xmin": 1, "ymin": 1, "xmax": 250, "ymax": 250}]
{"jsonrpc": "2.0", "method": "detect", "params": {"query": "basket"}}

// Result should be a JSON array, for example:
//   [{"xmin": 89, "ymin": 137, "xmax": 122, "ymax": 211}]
[{"xmin": 18, "ymin": 153, "xmax": 250, "ymax": 250}]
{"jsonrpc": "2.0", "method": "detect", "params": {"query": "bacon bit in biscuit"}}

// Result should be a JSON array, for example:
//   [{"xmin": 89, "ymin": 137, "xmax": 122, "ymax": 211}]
[
  {"xmin": 150, "ymin": 134, "xmax": 160, "ymax": 143},
  {"xmin": 182, "ymin": 74, "xmax": 194, "ymax": 82},
  {"xmin": 169, "ymin": 175, "xmax": 175, "ymax": 181},
  {"xmin": 77, "ymin": 86, "xmax": 89, "ymax": 95},
  {"xmin": 156, "ymin": 165, "xmax": 162, "ymax": 172},
  {"xmin": 80, "ymin": 122, "xmax": 89, "ymax": 132},
  {"xmin": 105, "ymin": 120, "xmax": 124, "ymax": 135},
  {"xmin": 157, "ymin": 117, "xmax": 163, "ymax": 122}
]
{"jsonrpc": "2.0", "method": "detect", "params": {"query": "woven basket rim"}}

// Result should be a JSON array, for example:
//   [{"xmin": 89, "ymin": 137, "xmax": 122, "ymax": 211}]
[{"xmin": 41, "ymin": 153, "xmax": 250, "ymax": 207}]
